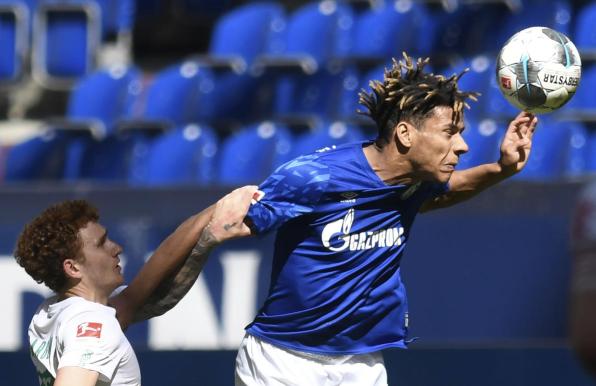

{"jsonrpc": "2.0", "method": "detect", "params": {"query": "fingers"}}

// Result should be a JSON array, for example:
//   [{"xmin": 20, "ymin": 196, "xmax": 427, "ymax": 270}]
[
  {"xmin": 508, "ymin": 112, "xmax": 538, "ymax": 139},
  {"xmin": 209, "ymin": 185, "xmax": 260, "ymax": 242}
]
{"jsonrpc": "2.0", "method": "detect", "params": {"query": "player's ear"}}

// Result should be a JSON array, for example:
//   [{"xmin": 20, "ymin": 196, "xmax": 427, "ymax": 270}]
[
  {"xmin": 394, "ymin": 121, "xmax": 414, "ymax": 149},
  {"xmin": 63, "ymin": 259, "xmax": 83, "ymax": 280}
]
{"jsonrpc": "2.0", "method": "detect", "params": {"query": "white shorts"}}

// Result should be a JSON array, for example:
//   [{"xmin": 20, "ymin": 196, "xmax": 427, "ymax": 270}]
[{"xmin": 234, "ymin": 334, "xmax": 388, "ymax": 386}]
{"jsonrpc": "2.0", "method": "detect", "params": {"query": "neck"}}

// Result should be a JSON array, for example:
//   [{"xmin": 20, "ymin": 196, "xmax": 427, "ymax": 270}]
[
  {"xmin": 363, "ymin": 141, "xmax": 420, "ymax": 185},
  {"xmin": 60, "ymin": 285, "xmax": 109, "ymax": 305}
]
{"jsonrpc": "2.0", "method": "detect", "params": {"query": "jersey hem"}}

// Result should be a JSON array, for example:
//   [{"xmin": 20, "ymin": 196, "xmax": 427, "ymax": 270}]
[{"xmin": 245, "ymin": 330, "xmax": 408, "ymax": 356}]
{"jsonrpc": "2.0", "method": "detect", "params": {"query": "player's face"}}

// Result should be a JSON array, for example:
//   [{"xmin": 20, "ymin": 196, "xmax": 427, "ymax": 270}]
[
  {"xmin": 77, "ymin": 222, "xmax": 124, "ymax": 294},
  {"xmin": 410, "ymin": 106, "xmax": 468, "ymax": 183}
]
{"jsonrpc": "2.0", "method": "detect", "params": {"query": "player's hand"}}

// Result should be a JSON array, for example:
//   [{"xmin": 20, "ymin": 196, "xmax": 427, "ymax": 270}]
[
  {"xmin": 206, "ymin": 185, "xmax": 260, "ymax": 244},
  {"xmin": 498, "ymin": 111, "xmax": 538, "ymax": 174}
]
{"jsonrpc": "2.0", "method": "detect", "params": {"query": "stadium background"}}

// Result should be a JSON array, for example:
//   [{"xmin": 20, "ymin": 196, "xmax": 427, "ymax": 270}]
[{"xmin": 1, "ymin": 0, "xmax": 596, "ymax": 385}]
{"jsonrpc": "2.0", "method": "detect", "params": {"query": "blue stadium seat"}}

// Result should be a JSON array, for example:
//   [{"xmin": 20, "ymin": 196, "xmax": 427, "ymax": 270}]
[
  {"xmin": 254, "ymin": 1, "xmax": 354, "ymax": 75},
  {"xmin": 193, "ymin": 2, "xmax": 286, "ymax": 122},
  {"xmin": 130, "ymin": 61, "xmax": 211, "ymax": 129},
  {"xmin": 346, "ymin": 2, "xmax": 435, "ymax": 64},
  {"xmin": 336, "ymin": 64, "xmax": 364, "ymax": 121},
  {"xmin": 436, "ymin": 4, "xmax": 513, "ymax": 55},
  {"xmin": 6, "ymin": 64, "xmax": 141, "ymax": 182},
  {"xmin": 565, "ymin": 122, "xmax": 589, "ymax": 178},
  {"xmin": 564, "ymin": 64, "xmax": 596, "ymax": 112},
  {"xmin": 514, "ymin": 119, "xmax": 572, "ymax": 180},
  {"xmin": 132, "ymin": 124, "xmax": 219, "ymax": 186},
  {"xmin": 247, "ymin": 2, "xmax": 354, "ymax": 122},
  {"xmin": 19, "ymin": 66, "xmax": 140, "ymax": 182},
  {"xmin": 4, "ymin": 131, "xmax": 68, "ymax": 180},
  {"xmin": 32, "ymin": 0, "xmax": 102, "ymax": 89},
  {"xmin": 204, "ymin": 2, "xmax": 285, "ymax": 73},
  {"xmin": 290, "ymin": 121, "xmax": 366, "ymax": 159},
  {"xmin": 216, "ymin": 122, "xmax": 293, "ymax": 185},
  {"xmin": 457, "ymin": 117, "xmax": 503, "ymax": 170},
  {"xmin": 57, "ymin": 61, "xmax": 214, "ymax": 182},
  {"xmin": 496, "ymin": 0, "xmax": 572, "ymax": 49},
  {"xmin": 61, "ymin": 65, "xmax": 140, "ymax": 136},
  {"xmin": 273, "ymin": 69, "xmax": 349, "ymax": 120},
  {"xmin": 573, "ymin": 2, "xmax": 596, "ymax": 54},
  {"xmin": 0, "ymin": 1, "xmax": 28, "ymax": 84},
  {"xmin": 584, "ymin": 128, "xmax": 596, "ymax": 174},
  {"xmin": 94, "ymin": 0, "xmax": 135, "ymax": 38}
]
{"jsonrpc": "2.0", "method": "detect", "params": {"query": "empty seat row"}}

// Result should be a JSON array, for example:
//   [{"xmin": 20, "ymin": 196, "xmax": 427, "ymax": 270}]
[
  {"xmin": 4, "ymin": 113, "xmax": 596, "ymax": 185},
  {"xmin": 0, "ymin": 0, "xmax": 134, "ymax": 88},
  {"xmin": 2, "ymin": 120, "xmax": 367, "ymax": 185}
]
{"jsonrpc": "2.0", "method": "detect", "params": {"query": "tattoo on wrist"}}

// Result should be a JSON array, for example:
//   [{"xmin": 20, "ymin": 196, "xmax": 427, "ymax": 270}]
[{"xmin": 223, "ymin": 222, "xmax": 237, "ymax": 232}]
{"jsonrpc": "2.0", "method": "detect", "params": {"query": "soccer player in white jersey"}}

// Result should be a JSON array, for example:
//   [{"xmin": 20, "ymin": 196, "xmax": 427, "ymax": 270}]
[
  {"xmin": 14, "ymin": 185, "xmax": 258, "ymax": 386},
  {"xmin": 570, "ymin": 181, "xmax": 596, "ymax": 377},
  {"xmin": 232, "ymin": 54, "xmax": 538, "ymax": 386}
]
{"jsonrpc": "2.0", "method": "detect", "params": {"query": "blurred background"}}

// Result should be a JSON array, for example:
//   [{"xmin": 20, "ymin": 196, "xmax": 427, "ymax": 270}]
[{"xmin": 1, "ymin": 0, "xmax": 596, "ymax": 385}]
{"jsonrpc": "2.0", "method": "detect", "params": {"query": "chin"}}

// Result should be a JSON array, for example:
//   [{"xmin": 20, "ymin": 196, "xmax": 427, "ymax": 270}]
[{"xmin": 435, "ymin": 171, "xmax": 453, "ymax": 184}]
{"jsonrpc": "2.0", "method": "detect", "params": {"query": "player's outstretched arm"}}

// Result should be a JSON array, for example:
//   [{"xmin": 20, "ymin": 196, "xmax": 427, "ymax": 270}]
[
  {"xmin": 421, "ymin": 111, "xmax": 538, "ymax": 212},
  {"xmin": 110, "ymin": 186, "xmax": 257, "ymax": 329}
]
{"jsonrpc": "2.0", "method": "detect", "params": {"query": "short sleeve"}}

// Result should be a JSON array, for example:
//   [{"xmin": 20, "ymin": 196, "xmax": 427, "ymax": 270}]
[
  {"xmin": 248, "ymin": 154, "xmax": 330, "ymax": 234},
  {"xmin": 59, "ymin": 311, "xmax": 124, "ymax": 383}
]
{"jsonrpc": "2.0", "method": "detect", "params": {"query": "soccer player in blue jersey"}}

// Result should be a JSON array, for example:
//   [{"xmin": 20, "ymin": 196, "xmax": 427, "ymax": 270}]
[{"xmin": 234, "ymin": 54, "xmax": 538, "ymax": 386}]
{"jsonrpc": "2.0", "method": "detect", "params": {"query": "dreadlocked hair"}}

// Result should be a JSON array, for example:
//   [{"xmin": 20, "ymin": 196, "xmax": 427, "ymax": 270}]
[{"xmin": 358, "ymin": 52, "xmax": 480, "ymax": 145}]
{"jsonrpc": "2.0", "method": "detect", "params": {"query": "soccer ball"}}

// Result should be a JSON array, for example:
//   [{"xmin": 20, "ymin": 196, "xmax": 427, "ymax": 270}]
[{"xmin": 496, "ymin": 26, "xmax": 581, "ymax": 114}]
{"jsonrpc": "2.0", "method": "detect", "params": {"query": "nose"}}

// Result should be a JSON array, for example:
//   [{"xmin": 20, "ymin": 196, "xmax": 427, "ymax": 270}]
[
  {"xmin": 454, "ymin": 132, "xmax": 469, "ymax": 156},
  {"xmin": 112, "ymin": 241, "xmax": 123, "ymax": 257}
]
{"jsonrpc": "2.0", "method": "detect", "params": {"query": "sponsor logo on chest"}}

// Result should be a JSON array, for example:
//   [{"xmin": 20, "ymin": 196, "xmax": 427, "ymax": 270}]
[{"xmin": 321, "ymin": 209, "xmax": 405, "ymax": 252}]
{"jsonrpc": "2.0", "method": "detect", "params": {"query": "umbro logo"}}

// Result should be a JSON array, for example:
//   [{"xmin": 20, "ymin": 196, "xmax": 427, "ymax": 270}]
[{"xmin": 340, "ymin": 192, "xmax": 358, "ymax": 203}]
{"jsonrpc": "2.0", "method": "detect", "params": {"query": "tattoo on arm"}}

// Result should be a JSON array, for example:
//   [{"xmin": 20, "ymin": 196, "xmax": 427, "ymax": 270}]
[
  {"xmin": 132, "ymin": 227, "xmax": 217, "ymax": 323},
  {"xmin": 223, "ymin": 222, "xmax": 237, "ymax": 231}
]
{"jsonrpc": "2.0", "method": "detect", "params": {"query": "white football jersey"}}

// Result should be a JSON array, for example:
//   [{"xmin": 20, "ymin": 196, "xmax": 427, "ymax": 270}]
[{"xmin": 29, "ymin": 296, "xmax": 141, "ymax": 386}]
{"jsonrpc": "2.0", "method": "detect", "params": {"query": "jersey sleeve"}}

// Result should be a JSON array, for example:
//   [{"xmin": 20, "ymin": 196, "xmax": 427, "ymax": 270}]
[
  {"xmin": 248, "ymin": 154, "xmax": 330, "ymax": 234},
  {"xmin": 58, "ymin": 311, "xmax": 125, "ymax": 383}
]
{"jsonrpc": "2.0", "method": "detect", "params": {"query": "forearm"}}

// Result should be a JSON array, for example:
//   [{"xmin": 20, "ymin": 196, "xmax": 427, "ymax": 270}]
[
  {"xmin": 112, "ymin": 205, "xmax": 214, "ymax": 327},
  {"xmin": 131, "ymin": 227, "xmax": 217, "ymax": 322},
  {"xmin": 421, "ymin": 163, "xmax": 513, "ymax": 212}
]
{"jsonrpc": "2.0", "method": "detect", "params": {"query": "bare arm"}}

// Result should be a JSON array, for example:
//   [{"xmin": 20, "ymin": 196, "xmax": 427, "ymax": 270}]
[
  {"xmin": 421, "ymin": 112, "xmax": 538, "ymax": 212},
  {"xmin": 110, "ymin": 186, "xmax": 257, "ymax": 329},
  {"xmin": 54, "ymin": 367, "xmax": 99, "ymax": 386},
  {"xmin": 129, "ymin": 224, "xmax": 217, "ymax": 323}
]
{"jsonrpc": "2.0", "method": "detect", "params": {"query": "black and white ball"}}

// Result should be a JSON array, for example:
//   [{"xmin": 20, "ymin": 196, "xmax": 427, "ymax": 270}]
[{"xmin": 496, "ymin": 26, "xmax": 581, "ymax": 114}]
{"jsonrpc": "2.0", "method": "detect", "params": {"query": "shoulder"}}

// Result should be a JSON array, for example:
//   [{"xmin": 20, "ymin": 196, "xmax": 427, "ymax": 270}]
[
  {"xmin": 60, "ymin": 301, "xmax": 122, "ymax": 347},
  {"xmin": 268, "ymin": 142, "xmax": 366, "ymax": 183}
]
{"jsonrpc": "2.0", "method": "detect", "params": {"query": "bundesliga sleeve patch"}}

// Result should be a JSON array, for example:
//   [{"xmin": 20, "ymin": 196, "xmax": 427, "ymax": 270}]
[{"xmin": 76, "ymin": 322, "xmax": 103, "ymax": 338}]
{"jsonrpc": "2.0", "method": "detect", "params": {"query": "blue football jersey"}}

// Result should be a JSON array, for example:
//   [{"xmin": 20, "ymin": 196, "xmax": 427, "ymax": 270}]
[{"xmin": 246, "ymin": 141, "xmax": 448, "ymax": 354}]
